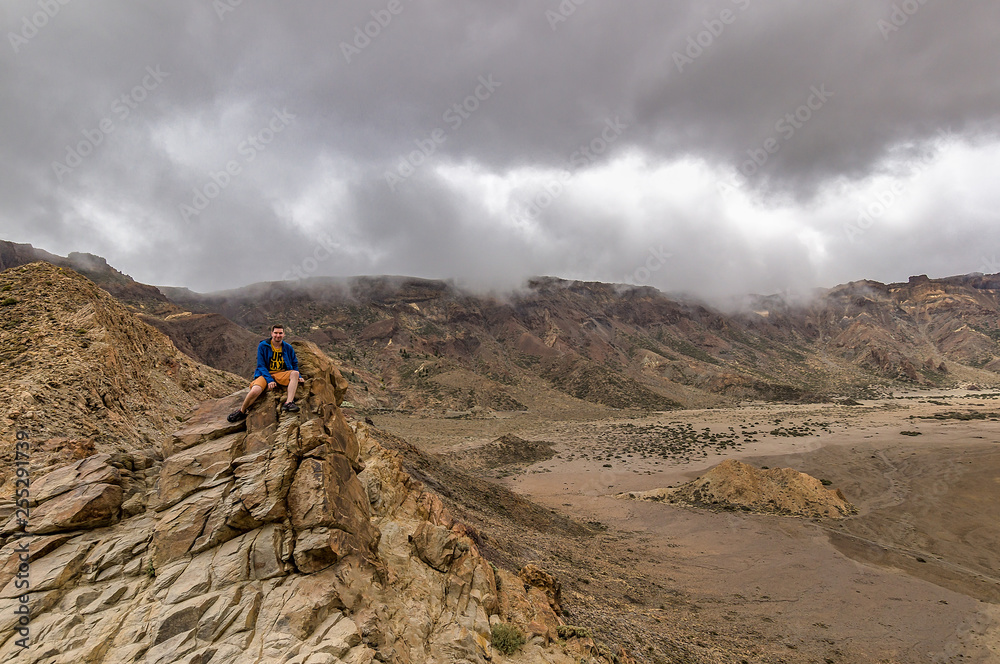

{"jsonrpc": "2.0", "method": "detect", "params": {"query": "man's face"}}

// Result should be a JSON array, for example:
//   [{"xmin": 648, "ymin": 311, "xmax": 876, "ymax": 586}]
[{"xmin": 271, "ymin": 328, "xmax": 284, "ymax": 344}]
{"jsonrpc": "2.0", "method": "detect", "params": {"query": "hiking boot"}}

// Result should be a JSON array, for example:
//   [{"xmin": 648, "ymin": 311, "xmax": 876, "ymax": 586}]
[
  {"xmin": 227, "ymin": 409, "xmax": 247, "ymax": 423},
  {"xmin": 282, "ymin": 402, "xmax": 300, "ymax": 413}
]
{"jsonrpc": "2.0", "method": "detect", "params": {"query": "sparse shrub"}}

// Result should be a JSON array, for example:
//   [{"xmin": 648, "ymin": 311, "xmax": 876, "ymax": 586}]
[
  {"xmin": 491, "ymin": 622, "xmax": 525, "ymax": 655},
  {"xmin": 820, "ymin": 479, "xmax": 832, "ymax": 486},
  {"xmin": 900, "ymin": 430, "xmax": 922, "ymax": 436},
  {"xmin": 1, "ymin": 298, "xmax": 18, "ymax": 306},
  {"xmin": 556, "ymin": 625, "xmax": 590, "ymax": 639}
]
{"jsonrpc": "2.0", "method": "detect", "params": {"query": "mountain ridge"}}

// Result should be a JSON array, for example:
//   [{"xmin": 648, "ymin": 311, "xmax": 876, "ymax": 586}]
[{"xmin": 4, "ymin": 239, "xmax": 1000, "ymax": 414}]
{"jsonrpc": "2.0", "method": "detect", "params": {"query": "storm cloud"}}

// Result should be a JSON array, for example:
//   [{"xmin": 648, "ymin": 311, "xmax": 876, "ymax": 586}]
[{"xmin": 1, "ymin": 0, "xmax": 998, "ymax": 300}]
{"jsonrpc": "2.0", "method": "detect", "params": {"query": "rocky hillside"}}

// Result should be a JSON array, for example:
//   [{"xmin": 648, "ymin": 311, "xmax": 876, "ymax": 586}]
[
  {"xmin": 0, "ymin": 343, "xmax": 614, "ymax": 664},
  {"xmin": 0, "ymin": 262, "xmax": 243, "ymax": 496},
  {"xmin": 0, "ymin": 240, "xmax": 257, "ymax": 375},
  {"xmin": 0, "ymin": 240, "xmax": 172, "ymax": 314}
]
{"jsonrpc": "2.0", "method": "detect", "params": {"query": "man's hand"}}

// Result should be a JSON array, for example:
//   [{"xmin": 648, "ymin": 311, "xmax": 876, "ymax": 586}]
[
  {"xmin": 298, "ymin": 376, "xmax": 305, "ymax": 384},
  {"xmin": 267, "ymin": 381, "xmax": 277, "ymax": 390}
]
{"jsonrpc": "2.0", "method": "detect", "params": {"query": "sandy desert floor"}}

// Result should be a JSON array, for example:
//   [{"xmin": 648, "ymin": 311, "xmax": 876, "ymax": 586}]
[{"xmin": 376, "ymin": 391, "xmax": 1000, "ymax": 663}]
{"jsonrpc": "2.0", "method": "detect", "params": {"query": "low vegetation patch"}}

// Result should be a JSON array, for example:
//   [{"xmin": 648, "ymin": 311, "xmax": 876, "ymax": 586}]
[
  {"xmin": 556, "ymin": 625, "xmax": 591, "ymax": 639},
  {"xmin": 491, "ymin": 622, "xmax": 525, "ymax": 655},
  {"xmin": 920, "ymin": 410, "xmax": 999, "ymax": 421}
]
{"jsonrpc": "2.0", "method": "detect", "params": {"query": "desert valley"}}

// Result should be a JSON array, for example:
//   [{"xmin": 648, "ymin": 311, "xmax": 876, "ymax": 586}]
[{"xmin": 1, "ymin": 240, "xmax": 999, "ymax": 663}]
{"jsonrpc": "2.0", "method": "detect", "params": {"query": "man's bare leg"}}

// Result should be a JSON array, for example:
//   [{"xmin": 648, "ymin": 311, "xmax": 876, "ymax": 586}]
[
  {"xmin": 240, "ymin": 384, "xmax": 264, "ymax": 413},
  {"xmin": 285, "ymin": 370, "xmax": 300, "ymax": 404}
]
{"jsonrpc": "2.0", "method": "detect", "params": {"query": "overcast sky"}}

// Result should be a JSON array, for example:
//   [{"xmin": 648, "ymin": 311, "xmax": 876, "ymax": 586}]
[{"xmin": 2, "ymin": 1, "xmax": 998, "ymax": 301}]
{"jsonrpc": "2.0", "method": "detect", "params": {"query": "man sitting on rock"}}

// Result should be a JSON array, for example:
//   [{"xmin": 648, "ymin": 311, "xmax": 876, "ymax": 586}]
[{"xmin": 228, "ymin": 324, "xmax": 305, "ymax": 422}]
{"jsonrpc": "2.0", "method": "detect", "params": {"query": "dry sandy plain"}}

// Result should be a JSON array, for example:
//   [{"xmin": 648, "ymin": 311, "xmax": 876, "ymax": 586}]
[{"xmin": 375, "ymin": 390, "xmax": 1000, "ymax": 663}]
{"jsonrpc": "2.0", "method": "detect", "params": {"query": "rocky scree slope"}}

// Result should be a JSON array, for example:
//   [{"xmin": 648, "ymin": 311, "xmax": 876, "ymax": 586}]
[
  {"xmin": 0, "ymin": 240, "xmax": 259, "ymax": 376},
  {"xmin": 0, "ymin": 262, "xmax": 243, "ymax": 496},
  {"xmin": 0, "ymin": 342, "xmax": 609, "ymax": 664}
]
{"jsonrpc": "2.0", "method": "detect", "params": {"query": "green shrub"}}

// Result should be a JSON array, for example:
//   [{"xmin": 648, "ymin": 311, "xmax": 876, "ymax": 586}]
[
  {"xmin": 491, "ymin": 622, "xmax": 525, "ymax": 655},
  {"xmin": 1, "ymin": 298, "xmax": 18, "ymax": 306},
  {"xmin": 556, "ymin": 625, "xmax": 591, "ymax": 639}
]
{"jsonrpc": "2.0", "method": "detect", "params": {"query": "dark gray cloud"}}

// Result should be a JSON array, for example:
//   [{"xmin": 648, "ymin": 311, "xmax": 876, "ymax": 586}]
[{"xmin": 1, "ymin": 0, "xmax": 998, "ymax": 298}]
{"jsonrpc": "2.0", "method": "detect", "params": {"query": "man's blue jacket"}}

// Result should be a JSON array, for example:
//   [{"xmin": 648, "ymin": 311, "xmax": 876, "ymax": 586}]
[{"xmin": 253, "ymin": 340, "xmax": 299, "ymax": 384}]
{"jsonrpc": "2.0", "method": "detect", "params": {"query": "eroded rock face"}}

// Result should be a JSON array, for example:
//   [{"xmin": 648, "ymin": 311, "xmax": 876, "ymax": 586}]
[{"xmin": 0, "ymin": 344, "xmax": 602, "ymax": 664}]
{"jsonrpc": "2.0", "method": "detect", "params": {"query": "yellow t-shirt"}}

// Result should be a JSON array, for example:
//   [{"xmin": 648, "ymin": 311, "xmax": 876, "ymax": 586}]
[{"xmin": 268, "ymin": 344, "xmax": 286, "ymax": 373}]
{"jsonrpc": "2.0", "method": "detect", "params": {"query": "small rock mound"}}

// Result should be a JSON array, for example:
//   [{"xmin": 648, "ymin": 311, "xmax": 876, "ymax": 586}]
[{"xmin": 619, "ymin": 459, "xmax": 857, "ymax": 519}]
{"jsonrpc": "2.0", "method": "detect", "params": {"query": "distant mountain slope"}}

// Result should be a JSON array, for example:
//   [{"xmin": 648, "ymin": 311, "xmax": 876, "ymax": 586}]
[
  {"xmin": 164, "ymin": 273, "xmax": 1000, "ymax": 411},
  {"xmin": 137, "ymin": 311, "xmax": 258, "ymax": 378},
  {"xmin": 6, "ymin": 239, "xmax": 1000, "ymax": 412}
]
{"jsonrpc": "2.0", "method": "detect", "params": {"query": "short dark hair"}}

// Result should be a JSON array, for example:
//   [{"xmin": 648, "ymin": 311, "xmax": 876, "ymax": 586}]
[{"xmin": 271, "ymin": 324, "xmax": 284, "ymax": 332}]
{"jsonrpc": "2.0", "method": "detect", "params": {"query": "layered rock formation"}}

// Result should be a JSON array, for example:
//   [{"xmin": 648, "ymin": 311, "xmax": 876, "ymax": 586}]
[
  {"xmin": 620, "ymin": 459, "xmax": 857, "ymax": 519},
  {"xmin": 0, "ymin": 343, "xmax": 605, "ymax": 664}
]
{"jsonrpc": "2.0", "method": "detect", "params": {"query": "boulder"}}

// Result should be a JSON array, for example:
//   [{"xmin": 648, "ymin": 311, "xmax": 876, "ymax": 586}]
[
  {"xmin": 29, "ymin": 482, "xmax": 123, "ymax": 534},
  {"xmin": 0, "ymin": 342, "xmax": 606, "ymax": 664},
  {"xmin": 28, "ymin": 453, "xmax": 120, "ymax": 506},
  {"xmin": 155, "ymin": 432, "xmax": 246, "ymax": 511},
  {"xmin": 165, "ymin": 392, "xmax": 247, "ymax": 457}
]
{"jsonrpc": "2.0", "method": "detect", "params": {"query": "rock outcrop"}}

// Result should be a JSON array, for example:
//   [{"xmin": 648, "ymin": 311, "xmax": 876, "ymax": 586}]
[
  {"xmin": 0, "ymin": 342, "xmax": 605, "ymax": 664},
  {"xmin": 620, "ymin": 459, "xmax": 857, "ymax": 519}
]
